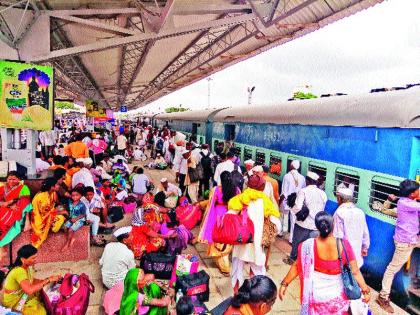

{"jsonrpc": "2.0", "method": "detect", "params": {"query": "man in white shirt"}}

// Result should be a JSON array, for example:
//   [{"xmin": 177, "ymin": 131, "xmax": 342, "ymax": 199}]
[
  {"xmin": 116, "ymin": 133, "xmax": 128, "ymax": 156},
  {"xmin": 285, "ymin": 171, "xmax": 327, "ymax": 264},
  {"xmin": 131, "ymin": 167, "xmax": 151, "ymax": 203},
  {"xmin": 100, "ymin": 226, "xmax": 136, "ymax": 289},
  {"xmin": 173, "ymin": 149, "xmax": 189, "ymax": 195},
  {"xmin": 39, "ymin": 130, "xmax": 56, "ymax": 158},
  {"xmin": 72, "ymin": 158, "xmax": 95, "ymax": 189},
  {"xmin": 213, "ymin": 152, "xmax": 242, "ymax": 186},
  {"xmin": 280, "ymin": 160, "xmax": 306, "ymax": 241},
  {"xmin": 333, "ymin": 188, "xmax": 370, "ymax": 268},
  {"xmin": 35, "ymin": 151, "xmax": 50, "ymax": 173}
]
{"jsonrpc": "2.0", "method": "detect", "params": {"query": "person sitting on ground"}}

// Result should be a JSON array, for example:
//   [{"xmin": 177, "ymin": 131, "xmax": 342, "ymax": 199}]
[
  {"xmin": 2, "ymin": 244, "xmax": 61, "ymax": 315},
  {"xmin": 72, "ymin": 158, "xmax": 95, "ymax": 189},
  {"xmin": 156, "ymin": 178, "xmax": 181, "ymax": 209},
  {"xmin": 0, "ymin": 171, "xmax": 32, "ymax": 259},
  {"xmin": 62, "ymin": 187, "xmax": 87, "ymax": 250},
  {"xmin": 35, "ymin": 151, "xmax": 50, "ymax": 173},
  {"xmin": 53, "ymin": 168, "xmax": 71, "ymax": 207},
  {"xmin": 82, "ymin": 186, "xmax": 110, "ymax": 246},
  {"xmin": 154, "ymin": 153, "xmax": 167, "ymax": 170},
  {"xmin": 31, "ymin": 178, "xmax": 67, "ymax": 249},
  {"xmin": 100, "ymin": 227, "xmax": 136, "ymax": 290},
  {"xmin": 224, "ymin": 275, "xmax": 277, "ymax": 315},
  {"xmin": 279, "ymin": 211, "xmax": 370, "ymax": 315},
  {"xmin": 100, "ymin": 178, "xmax": 116, "ymax": 207},
  {"xmin": 119, "ymin": 268, "xmax": 171, "ymax": 315},
  {"xmin": 112, "ymin": 159, "xmax": 129, "ymax": 178},
  {"xmin": 130, "ymin": 207, "xmax": 174, "ymax": 258},
  {"xmin": 48, "ymin": 155, "xmax": 64, "ymax": 171}
]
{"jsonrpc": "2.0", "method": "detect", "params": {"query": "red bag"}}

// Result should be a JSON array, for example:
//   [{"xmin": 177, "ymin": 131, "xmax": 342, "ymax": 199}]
[
  {"xmin": 43, "ymin": 273, "xmax": 95, "ymax": 315},
  {"xmin": 212, "ymin": 210, "xmax": 254, "ymax": 245},
  {"xmin": 176, "ymin": 197, "xmax": 202, "ymax": 230}
]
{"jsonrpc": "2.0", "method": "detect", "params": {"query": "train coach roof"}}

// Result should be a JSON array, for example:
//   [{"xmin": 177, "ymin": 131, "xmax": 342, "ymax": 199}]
[
  {"xmin": 212, "ymin": 88, "xmax": 420, "ymax": 128},
  {"xmin": 155, "ymin": 108, "xmax": 226, "ymax": 122}
]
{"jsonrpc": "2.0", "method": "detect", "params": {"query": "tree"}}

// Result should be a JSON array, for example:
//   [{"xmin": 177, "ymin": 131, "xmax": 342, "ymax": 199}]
[
  {"xmin": 292, "ymin": 92, "xmax": 318, "ymax": 100},
  {"xmin": 165, "ymin": 106, "xmax": 189, "ymax": 113},
  {"xmin": 55, "ymin": 101, "xmax": 75, "ymax": 109}
]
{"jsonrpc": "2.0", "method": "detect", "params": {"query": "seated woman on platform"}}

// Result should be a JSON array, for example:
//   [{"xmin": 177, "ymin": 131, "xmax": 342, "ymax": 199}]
[
  {"xmin": 31, "ymin": 178, "xmax": 67, "ymax": 248},
  {"xmin": 130, "ymin": 207, "xmax": 174, "ymax": 259},
  {"xmin": 153, "ymin": 154, "xmax": 168, "ymax": 170},
  {"xmin": 2, "ymin": 244, "xmax": 61, "ymax": 315},
  {"xmin": 0, "ymin": 171, "xmax": 32, "ymax": 257},
  {"xmin": 224, "ymin": 275, "xmax": 277, "ymax": 315},
  {"xmin": 120, "ymin": 268, "xmax": 171, "ymax": 315}
]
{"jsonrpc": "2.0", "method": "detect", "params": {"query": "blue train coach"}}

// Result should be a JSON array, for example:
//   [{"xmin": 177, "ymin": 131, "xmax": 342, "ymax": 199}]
[{"xmin": 154, "ymin": 87, "xmax": 420, "ymax": 311}]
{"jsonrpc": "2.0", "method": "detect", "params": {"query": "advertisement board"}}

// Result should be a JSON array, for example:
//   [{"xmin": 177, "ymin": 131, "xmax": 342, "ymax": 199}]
[
  {"xmin": 86, "ymin": 99, "xmax": 107, "ymax": 118},
  {"xmin": 0, "ymin": 60, "xmax": 54, "ymax": 130}
]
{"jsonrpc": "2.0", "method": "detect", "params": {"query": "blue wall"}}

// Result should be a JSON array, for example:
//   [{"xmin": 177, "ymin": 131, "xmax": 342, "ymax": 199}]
[{"xmin": 213, "ymin": 122, "xmax": 419, "ymax": 178}]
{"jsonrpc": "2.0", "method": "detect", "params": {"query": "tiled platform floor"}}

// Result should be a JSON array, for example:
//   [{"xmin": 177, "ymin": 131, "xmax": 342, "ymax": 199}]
[{"xmin": 33, "ymin": 159, "xmax": 408, "ymax": 315}]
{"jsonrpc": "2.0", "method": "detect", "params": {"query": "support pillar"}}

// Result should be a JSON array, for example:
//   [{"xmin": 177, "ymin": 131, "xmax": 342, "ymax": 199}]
[{"xmin": 1, "ymin": 128, "xmax": 37, "ymax": 178}]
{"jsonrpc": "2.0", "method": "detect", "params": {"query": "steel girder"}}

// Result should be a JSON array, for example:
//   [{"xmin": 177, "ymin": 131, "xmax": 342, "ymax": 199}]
[{"xmin": 128, "ymin": 19, "xmax": 259, "ymax": 108}]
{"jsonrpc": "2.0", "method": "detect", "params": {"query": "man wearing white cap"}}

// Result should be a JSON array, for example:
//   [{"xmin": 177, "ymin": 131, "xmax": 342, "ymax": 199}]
[
  {"xmin": 280, "ymin": 160, "xmax": 306, "ymax": 241},
  {"xmin": 333, "ymin": 188, "xmax": 370, "ymax": 268},
  {"xmin": 100, "ymin": 226, "xmax": 136, "ymax": 289},
  {"xmin": 72, "ymin": 158, "xmax": 95, "ymax": 189},
  {"xmin": 284, "ymin": 170, "xmax": 327, "ymax": 264},
  {"xmin": 173, "ymin": 149, "xmax": 190, "ymax": 194},
  {"xmin": 333, "ymin": 188, "xmax": 370, "ymax": 315}
]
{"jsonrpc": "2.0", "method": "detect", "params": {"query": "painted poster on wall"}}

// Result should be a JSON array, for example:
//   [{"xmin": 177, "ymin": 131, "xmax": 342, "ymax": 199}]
[
  {"xmin": 86, "ymin": 99, "xmax": 107, "ymax": 118},
  {"xmin": 0, "ymin": 60, "xmax": 54, "ymax": 130}
]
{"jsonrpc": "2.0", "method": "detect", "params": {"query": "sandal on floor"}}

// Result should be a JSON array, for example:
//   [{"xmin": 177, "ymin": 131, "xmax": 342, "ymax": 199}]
[{"xmin": 92, "ymin": 238, "xmax": 106, "ymax": 247}]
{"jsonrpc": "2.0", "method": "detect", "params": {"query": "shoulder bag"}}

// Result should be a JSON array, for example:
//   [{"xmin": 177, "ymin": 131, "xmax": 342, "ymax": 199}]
[{"xmin": 336, "ymin": 238, "xmax": 362, "ymax": 300}]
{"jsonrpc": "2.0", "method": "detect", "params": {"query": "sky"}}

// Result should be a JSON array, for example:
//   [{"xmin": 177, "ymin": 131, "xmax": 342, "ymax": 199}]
[{"xmin": 134, "ymin": 0, "xmax": 420, "ymax": 114}]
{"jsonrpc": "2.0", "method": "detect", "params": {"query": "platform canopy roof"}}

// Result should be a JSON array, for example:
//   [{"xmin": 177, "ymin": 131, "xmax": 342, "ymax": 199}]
[{"xmin": 0, "ymin": 0, "xmax": 383, "ymax": 110}]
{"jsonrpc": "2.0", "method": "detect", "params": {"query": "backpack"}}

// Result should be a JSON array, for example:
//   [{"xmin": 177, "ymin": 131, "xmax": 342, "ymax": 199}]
[
  {"xmin": 156, "ymin": 138, "xmax": 164, "ymax": 151},
  {"xmin": 200, "ymin": 152, "xmax": 213, "ymax": 174},
  {"xmin": 231, "ymin": 164, "xmax": 244, "ymax": 191},
  {"xmin": 42, "ymin": 273, "xmax": 94, "ymax": 315}
]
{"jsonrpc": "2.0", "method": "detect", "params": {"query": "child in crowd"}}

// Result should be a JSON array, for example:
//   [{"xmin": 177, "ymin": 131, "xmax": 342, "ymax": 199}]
[{"xmin": 63, "ymin": 187, "xmax": 86, "ymax": 250}]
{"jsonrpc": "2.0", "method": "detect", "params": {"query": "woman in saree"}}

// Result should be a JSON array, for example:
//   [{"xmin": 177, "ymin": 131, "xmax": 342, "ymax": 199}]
[
  {"xmin": 279, "ymin": 212, "xmax": 370, "ymax": 315},
  {"xmin": 130, "ymin": 207, "xmax": 174, "ymax": 259},
  {"xmin": 0, "ymin": 171, "xmax": 32, "ymax": 255},
  {"xmin": 30, "ymin": 177, "xmax": 67, "ymax": 248},
  {"xmin": 198, "ymin": 171, "xmax": 239, "ymax": 274},
  {"xmin": 2, "ymin": 244, "xmax": 61, "ymax": 315},
  {"xmin": 120, "ymin": 268, "xmax": 171, "ymax": 315}
]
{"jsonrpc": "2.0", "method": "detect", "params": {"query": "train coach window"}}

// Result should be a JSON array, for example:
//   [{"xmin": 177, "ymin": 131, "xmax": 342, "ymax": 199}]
[
  {"xmin": 224, "ymin": 124, "xmax": 236, "ymax": 141},
  {"xmin": 287, "ymin": 158, "xmax": 301, "ymax": 173},
  {"xmin": 269, "ymin": 154, "xmax": 282, "ymax": 175},
  {"xmin": 308, "ymin": 163, "xmax": 327, "ymax": 190},
  {"xmin": 232, "ymin": 146, "xmax": 241, "ymax": 157},
  {"xmin": 369, "ymin": 178, "xmax": 399, "ymax": 218},
  {"xmin": 244, "ymin": 147, "xmax": 253, "ymax": 161},
  {"xmin": 192, "ymin": 123, "xmax": 198, "ymax": 134},
  {"xmin": 334, "ymin": 170, "xmax": 360, "ymax": 202},
  {"xmin": 256, "ymin": 151, "xmax": 266, "ymax": 165}
]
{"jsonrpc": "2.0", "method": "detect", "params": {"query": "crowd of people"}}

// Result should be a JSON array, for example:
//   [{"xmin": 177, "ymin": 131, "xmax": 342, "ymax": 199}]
[{"xmin": 0, "ymin": 120, "xmax": 418, "ymax": 315}]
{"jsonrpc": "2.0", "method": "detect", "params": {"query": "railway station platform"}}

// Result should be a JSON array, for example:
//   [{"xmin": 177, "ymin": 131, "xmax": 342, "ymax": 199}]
[{"xmin": 32, "ymin": 159, "xmax": 408, "ymax": 315}]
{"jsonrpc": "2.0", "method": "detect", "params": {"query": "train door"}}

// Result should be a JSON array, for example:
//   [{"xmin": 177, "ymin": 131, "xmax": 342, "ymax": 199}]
[
  {"xmin": 205, "ymin": 122, "xmax": 213, "ymax": 146},
  {"xmin": 224, "ymin": 124, "xmax": 235, "ymax": 141},
  {"xmin": 192, "ymin": 123, "xmax": 198, "ymax": 135}
]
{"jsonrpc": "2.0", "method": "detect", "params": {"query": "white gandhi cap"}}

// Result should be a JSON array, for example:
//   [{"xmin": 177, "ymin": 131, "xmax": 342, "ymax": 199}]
[{"xmin": 306, "ymin": 171, "xmax": 319, "ymax": 181}]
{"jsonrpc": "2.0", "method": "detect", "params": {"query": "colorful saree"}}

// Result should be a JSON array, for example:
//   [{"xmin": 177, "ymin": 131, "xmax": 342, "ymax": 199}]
[
  {"xmin": 298, "ymin": 238, "xmax": 350, "ymax": 315},
  {"xmin": 120, "ymin": 268, "xmax": 167, "ymax": 315},
  {"xmin": 198, "ymin": 186, "xmax": 236, "ymax": 274},
  {"xmin": 30, "ymin": 191, "xmax": 65, "ymax": 248},
  {"xmin": 0, "ymin": 183, "xmax": 32, "ymax": 247}
]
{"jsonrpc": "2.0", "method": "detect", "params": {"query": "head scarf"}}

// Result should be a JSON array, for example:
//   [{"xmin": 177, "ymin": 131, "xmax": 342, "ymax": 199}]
[
  {"xmin": 120, "ymin": 268, "xmax": 141, "ymax": 315},
  {"xmin": 247, "ymin": 174, "xmax": 266, "ymax": 191}
]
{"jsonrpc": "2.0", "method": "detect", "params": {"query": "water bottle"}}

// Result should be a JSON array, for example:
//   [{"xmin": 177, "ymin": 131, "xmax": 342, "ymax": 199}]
[
  {"xmin": 416, "ymin": 169, "xmax": 420, "ymax": 184},
  {"xmin": 15, "ymin": 293, "xmax": 28, "ymax": 311},
  {"xmin": 176, "ymin": 289, "xmax": 184, "ymax": 302}
]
